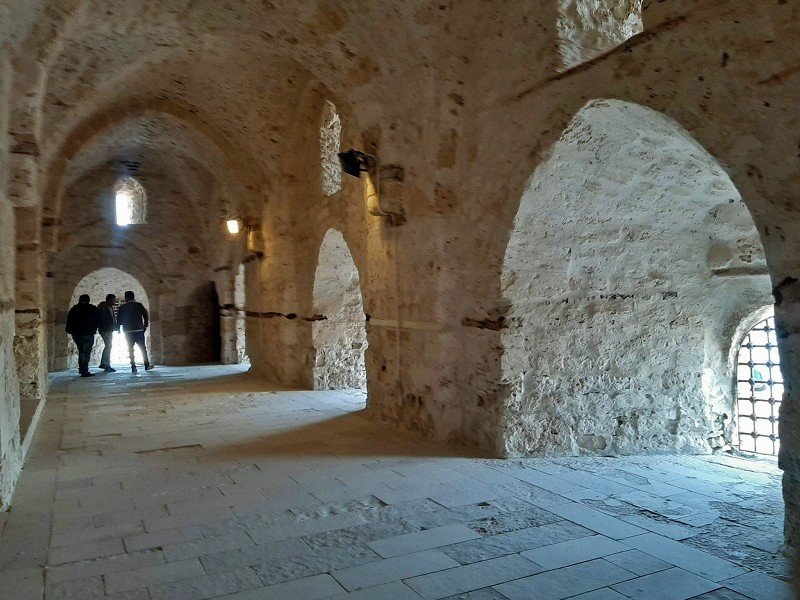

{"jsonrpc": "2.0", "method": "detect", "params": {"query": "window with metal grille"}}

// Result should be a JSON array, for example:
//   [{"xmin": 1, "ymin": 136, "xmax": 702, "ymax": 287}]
[{"xmin": 737, "ymin": 314, "xmax": 784, "ymax": 455}]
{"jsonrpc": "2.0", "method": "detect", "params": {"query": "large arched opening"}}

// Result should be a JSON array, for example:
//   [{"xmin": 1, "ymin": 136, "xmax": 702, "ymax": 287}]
[
  {"xmin": 66, "ymin": 268, "xmax": 151, "ymax": 370},
  {"xmin": 500, "ymin": 99, "xmax": 772, "ymax": 456},
  {"xmin": 312, "ymin": 229, "xmax": 368, "ymax": 391}
]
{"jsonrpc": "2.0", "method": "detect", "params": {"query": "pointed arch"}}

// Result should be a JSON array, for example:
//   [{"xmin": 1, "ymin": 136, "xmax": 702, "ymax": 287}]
[
  {"xmin": 500, "ymin": 99, "xmax": 772, "ymax": 456},
  {"xmin": 65, "ymin": 268, "xmax": 150, "ymax": 370},
  {"xmin": 312, "ymin": 228, "xmax": 367, "ymax": 391}
]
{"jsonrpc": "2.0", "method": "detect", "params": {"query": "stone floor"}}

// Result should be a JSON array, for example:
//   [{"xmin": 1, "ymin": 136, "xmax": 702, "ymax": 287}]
[{"xmin": 0, "ymin": 364, "xmax": 797, "ymax": 600}]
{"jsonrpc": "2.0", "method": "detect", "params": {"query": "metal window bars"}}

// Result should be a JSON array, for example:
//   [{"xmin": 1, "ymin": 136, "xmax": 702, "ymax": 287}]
[{"xmin": 736, "ymin": 316, "xmax": 784, "ymax": 456}]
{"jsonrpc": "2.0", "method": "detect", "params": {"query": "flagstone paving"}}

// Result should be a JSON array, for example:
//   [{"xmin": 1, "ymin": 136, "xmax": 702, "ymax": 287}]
[{"xmin": 0, "ymin": 365, "xmax": 795, "ymax": 599}]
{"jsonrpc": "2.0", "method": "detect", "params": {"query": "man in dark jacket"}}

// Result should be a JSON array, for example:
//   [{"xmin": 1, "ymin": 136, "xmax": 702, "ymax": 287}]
[
  {"xmin": 117, "ymin": 290, "xmax": 153, "ymax": 373},
  {"xmin": 97, "ymin": 293, "xmax": 118, "ymax": 372},
  {"xmin": 65, "ymin": 294, "xmax": 101, "ymax": 377}
]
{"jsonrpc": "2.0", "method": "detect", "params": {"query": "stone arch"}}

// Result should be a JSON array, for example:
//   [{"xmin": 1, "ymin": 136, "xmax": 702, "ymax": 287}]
[
  {"xmin": 312, "ymin": 228, "xmax": 367, "ymax": 391},
  {"xmin": 49, "ymin": 242, "xmax": 162, "ymax": 372},
  {"xmin": 500, "ymin": 98, "xmax": 771, "ymax": 456},
  {"xmin": 41, "ymin": 101, "xmax": 259, "ymax": 245},
  {"xmin": 64, "ymin": 268, "xmax": 150, "ymax": 370}
]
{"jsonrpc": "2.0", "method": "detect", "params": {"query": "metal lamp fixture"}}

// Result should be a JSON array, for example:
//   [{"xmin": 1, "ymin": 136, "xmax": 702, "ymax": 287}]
[{"xmin": 337, "ymin": 149, "xmax": 376, "ymax": 178}]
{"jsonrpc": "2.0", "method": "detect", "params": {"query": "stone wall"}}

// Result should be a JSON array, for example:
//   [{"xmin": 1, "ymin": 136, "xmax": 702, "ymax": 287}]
[
  {"xmin": 0, "ymin": 54, "xmax": 23, "ymax": 509},
  {"xmin": 14, "ymin": 206, "xmax": 46, "ymax": 441},
  {"xmin": 234, "ymin": 263, "xmax": 249, "ymax": 364}
]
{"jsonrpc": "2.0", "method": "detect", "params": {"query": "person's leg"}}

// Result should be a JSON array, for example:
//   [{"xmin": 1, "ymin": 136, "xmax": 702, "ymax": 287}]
[
  {"xmin": 100, "ymin": 331, "xmax": 112, "ymax": 368},
  {"xmin": 126, "ymin": 332, "xmax": 137, "ymax": 371},
  {"xmin": 77, "ymin": 335, "xmax": 94, "ymax": 376},
  {"xmin": 135, "ymin": 332, "xmax": 152, "ymax": 370},
  {"xmin": 71, "ymin": 335, "xmax": 84, "ymax": 374}
]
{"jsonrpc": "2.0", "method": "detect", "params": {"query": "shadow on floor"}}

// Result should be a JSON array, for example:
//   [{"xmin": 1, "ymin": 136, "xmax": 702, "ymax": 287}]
[{"xmin": 203, "ymin": 409, "xmax": 494, "ymax": 461}]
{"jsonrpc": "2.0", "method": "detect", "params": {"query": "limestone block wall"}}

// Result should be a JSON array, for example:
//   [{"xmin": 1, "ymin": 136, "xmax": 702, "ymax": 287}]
[
  {"xmin": 0, "ymin": 197, "xmax": 22, "ymax": 509},
  {"xmin": 14, "ymin": 206, "xmax": 47, "ymax": 440},
  {"xmin": 0, "ymin": 57, "xmax": 24, "ymax": 509}
]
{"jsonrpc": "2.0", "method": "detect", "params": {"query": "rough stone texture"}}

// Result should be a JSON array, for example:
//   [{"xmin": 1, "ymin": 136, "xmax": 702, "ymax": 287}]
[
  {"xmin": 500, "ymin": 100, "xmax": 771, "ymax": 456},
  {"xmin": 557, "ymin": 0, "xmax": 643, "ymax": 71},
  {"xmin": 312, "ymin": 229, "xmax": 367, "ymax": 390},
  {"xmin": 0, "ymin": 0, "xmax": 799, "ymax": 552},
  {"xmin": 0, "ymin": 54, "xmax": 24, "ymax": 510},
  {"xmin": 320, "ymin": 101, "xmax": 342, "ymax": 197}
]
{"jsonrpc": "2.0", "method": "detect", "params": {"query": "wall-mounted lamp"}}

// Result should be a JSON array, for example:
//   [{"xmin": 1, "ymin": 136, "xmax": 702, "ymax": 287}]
[
  {"xmin": 337, "ymin": 149, "xmax": 405, "ymax": 223},
  {"xmin": 337, "ymin": 149, "xmax": 376, "ymax": 178},
  {"xmin": 225, "ymin": 218, "xmax": 243, "ymax": 235},
  {"xmin": 224, "ymin": 217, "xmax": 264, "ymax": 259}
]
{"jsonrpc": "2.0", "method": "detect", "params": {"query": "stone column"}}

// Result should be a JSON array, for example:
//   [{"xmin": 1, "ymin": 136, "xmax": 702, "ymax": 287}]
[
  {"xmin": 0, "ymin": 55, "xmax": 24, "ymax": 508},
  {"xmin": 219, "ymin": 306, "xmax": 238, "ymax": 364},
  {"xmin": 776, "ymin": 277, "xmax": 800, "ymax": 551},
  {"xmin": 14, "ymin": 206, "xmax": 46, "ymax": 443}
]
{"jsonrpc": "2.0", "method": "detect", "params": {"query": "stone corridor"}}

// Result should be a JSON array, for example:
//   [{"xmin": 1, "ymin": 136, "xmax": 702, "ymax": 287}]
[{"xmin": 0, "ymin": 366, "xmax": 793, "ymax": 599}]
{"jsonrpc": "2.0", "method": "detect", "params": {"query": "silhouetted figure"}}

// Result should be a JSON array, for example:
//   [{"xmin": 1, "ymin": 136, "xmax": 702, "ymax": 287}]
[
  {"xmin": 117, "ymin": 290, "xmax": 153, "ymax": 373},
  {"xmin": 97, "ymin": 293, "xmax": 118, "ymax": 372},
  {"xmin": 65, "ymin": 294, "xmax": 100, "ymax": 377}
]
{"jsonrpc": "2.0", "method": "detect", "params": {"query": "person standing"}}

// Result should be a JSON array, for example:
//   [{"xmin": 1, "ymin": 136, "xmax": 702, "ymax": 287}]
[
  {"xmin": 117, "ymin": 290, "xmax": 153, "ymax": 373},
  {"xmin": 97, "ymin": 293, "xmax": 118, "ymax": 372},
  {"xmin": 65, "ymin": 294, "xmax": 101, "ymax": 377}
]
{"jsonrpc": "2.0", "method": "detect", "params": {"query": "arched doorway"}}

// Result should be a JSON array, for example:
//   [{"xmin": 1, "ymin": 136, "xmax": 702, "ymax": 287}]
[
  {"xmin": 312, "ymin": 229, "xmax": 367, "ymax": 390},
  {"xmin": 500, "ymin": 99, "xmax": 771, "ymax": 456},
  {"xmin": 185, "ymin": 282, "xmax": 222, "ymax": 364},
  {"xmin": 67, "ymin": 268, "xmax": 150, "ymax": 369}
]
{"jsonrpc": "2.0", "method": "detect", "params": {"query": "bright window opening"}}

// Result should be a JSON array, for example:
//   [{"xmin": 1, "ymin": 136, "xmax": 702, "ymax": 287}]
[
  {"xmin": 737, "ymin": 312, "xmax": 784, "ymax": 456},
  {"xmin": 320, "ymin": 100, "xmax": 342, "ymax": 196},
  {"xmin": 114, "ymin": 177, "xmax": 147, "ymax": 226}
]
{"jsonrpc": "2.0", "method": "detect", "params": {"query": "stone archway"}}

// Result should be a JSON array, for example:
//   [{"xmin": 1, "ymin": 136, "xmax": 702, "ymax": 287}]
[
  {"xmin": 312, "ymin": 229, "xmax": 367, "ymax": 391},
  {"xmin": 64, "ymin": 268, "xmax": 150, "ymax": 370},
  {"xmin": 500, "ymin": 99, "xmax": 771, "ymax": 456}
]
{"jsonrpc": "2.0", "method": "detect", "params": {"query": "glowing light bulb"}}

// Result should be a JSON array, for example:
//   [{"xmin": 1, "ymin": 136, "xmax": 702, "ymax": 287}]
[{"xmin": 226, "ymin": 218, "xmax": 242, "ymax": 235}]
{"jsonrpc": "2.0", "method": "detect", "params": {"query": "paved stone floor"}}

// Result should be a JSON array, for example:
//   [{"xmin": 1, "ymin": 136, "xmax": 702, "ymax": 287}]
[{"xmin": 0, "ymin": 365, "xmax": 797, "ymax": 599}]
